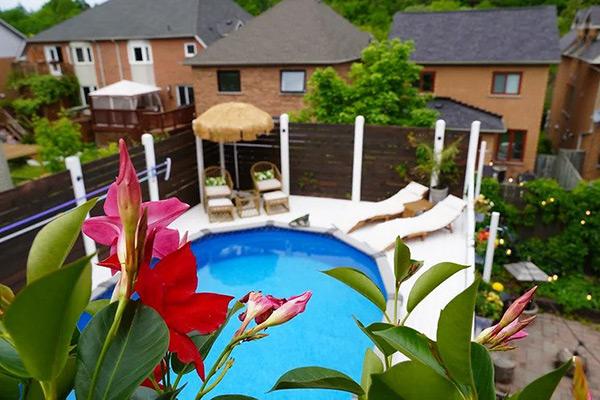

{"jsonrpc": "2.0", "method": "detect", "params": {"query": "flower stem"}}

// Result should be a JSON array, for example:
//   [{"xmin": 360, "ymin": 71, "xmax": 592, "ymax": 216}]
[
  {"xmin": 86, "ymin": 295, "xmax": 129, "ymax": 400},
  {"xmin": 196, "ymin": 359, "xmax": 234, "ymax": 399},
  {"xmin": 393, "ymin": 285, "xmax": 400, "ymax": 324},
  {"xmin": 40, "ymin": 380, "xmax": 57, "ymax": 400},
  {"xmin": 172, "ymin": 364, "xmax": 189, "ymax": 391}
]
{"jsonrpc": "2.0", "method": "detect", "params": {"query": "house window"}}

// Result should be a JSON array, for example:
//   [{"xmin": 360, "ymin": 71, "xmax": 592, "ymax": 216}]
[
  {"xmin": 72, "ymin": 44, "xmax": 93, "ymax": 64},
  {"xmin": 177, "ymin": 85, "xmax": 195, "ymax": 106},
  {"xmin": 44, "ymin": 45, "xmax": 63, "ymax": 76},
  {"xmin": 217, "ymin": 70, "xmax": 241, "ymax": 92},
  {"xmin": 496, "ymin": 130, "xmax": 526, "ymax": 162},
  {"xmin": 184, "ymin": 43, "xmax": 197, "ymax": 58},
  {"xmin": 492, "ymin": 72, "xmax": 521, "ymax": 95},
  {"xmin": 80, "ymin": 85, "xmax": 97, "ymax": 106},
  {"xmin": 418, "ymin": 71, "xmax": 435, "ymax": 92},
  {"xmin": 128, "ymin": 40, "xmax": 152, "ymax": 64},
  {"xmin": 280, "ymin": 70, "xmax": 306, "ymax": 93}
]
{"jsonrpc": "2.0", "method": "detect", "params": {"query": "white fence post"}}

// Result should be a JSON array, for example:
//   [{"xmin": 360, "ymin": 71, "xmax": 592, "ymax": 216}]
[
  {"xmin": 352, "ymin": 115, "xmax": 365, "ymax": 203},
  {"xmin": 280, "ymin": 114, "xmax": 290, "ymax": 195},
  {"xmin": 475, "ymin": 140, "xmax": 487, "ymax": 199},
  {"xmin": 464, "ymin": 121, "xmax": 481, "ymax": 197},
  {"xmin": 430, "ymin": 119, "xmax": 446, "ymax": 190},
  {"xmin": 142, "ymin": 133, "xmax": 159, "ymax": 201},
  {"xmin": 483, "ymin": 211, "xmax": 500, "ymax": 283},
  {"xmin": 195, "ymin": 136, "xmax": 205, "ymax": 205},
  {"xmin": 65, "ymin": 156, "xmax": 109, "ymax": 286}
]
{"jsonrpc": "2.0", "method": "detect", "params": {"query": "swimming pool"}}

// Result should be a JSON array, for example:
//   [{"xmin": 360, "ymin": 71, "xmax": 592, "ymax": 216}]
[{"xmin": 87, "ymin": 227, "xmax": 385, "ymax": 399}]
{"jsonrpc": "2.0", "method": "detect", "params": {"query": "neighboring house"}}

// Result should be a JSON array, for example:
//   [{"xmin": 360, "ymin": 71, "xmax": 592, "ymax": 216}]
[
  {"xmin": 186, "ymin": 0, "xmax": 371, "ymax": 116},
  {"xmin": 549, "ymin": 6, "xmax": 600, "ymax": 180},
  {"xmin": 0, "ymin": 19, "xmax": 26, "ymax": 97},
  {"xmin": 25, "ymin": 0, "xmax": 250, "ymax": 110},
  {"xmin": 390, "ymin": 6, "xmax": 560, "ymax": 177},
  {"xmin": 428, "ymin": 97, "xmax": 506, "ymax": 135}
]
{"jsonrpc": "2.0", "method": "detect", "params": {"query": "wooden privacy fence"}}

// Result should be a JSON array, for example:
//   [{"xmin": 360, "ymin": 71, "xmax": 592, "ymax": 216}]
[
  {"xmin": 0, "ymin": 122, "xmax": 470, "ymax": 289},
  {"xmin": 0, "ymin": 131, "xmax": 202, "ymax": 290},
  {"xmin": 219, "ymin": 122, "xmax": 469, "ymax": 201}
]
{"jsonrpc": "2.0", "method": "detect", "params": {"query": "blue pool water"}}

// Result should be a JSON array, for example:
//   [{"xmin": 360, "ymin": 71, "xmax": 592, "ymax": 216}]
[{"xmin": 82, "ymin": 227, "xmax": 384, "ymax": 399}]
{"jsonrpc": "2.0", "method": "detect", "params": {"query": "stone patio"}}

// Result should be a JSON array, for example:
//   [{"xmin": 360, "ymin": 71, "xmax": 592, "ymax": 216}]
[{"xmin": 497, "ymin": 313, "xmax": 600, "ymax": 399}]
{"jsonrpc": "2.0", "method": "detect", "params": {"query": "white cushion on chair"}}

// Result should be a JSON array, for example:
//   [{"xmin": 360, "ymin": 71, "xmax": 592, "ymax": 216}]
[
  {"xmin": 206, "ymin": 185, "xmax": 231, "ymax": 197},
  {"xmin": 263, "ymin": 190, "xmax": 287, "ymax": 201},
  {"xmin": 256, "ymin": 179, "xmax": 281, "ymax": 192},
  {"xmin": 208, "ymin": 198, "xmax": 233, "ymax": 207}
]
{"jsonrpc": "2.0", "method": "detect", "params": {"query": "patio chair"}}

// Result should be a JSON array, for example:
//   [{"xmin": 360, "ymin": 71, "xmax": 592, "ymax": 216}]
[
  {"xmin": 263, "ymin": 190, "xmax": 289, "ymax": 215},
  {"xmin": 203, "ymin": 166, "xmax": 233, "ymax": 207},
  {"xmin": 251, "ymin": 161, "xmax": 282, "ymax": 193},
  {"xmin": 351, "ymin": 194, "xmax": 466, "ymax": 252},
  {"xmin": 339, "ymin": 181, "xmax": 429, "ymax": 233}
]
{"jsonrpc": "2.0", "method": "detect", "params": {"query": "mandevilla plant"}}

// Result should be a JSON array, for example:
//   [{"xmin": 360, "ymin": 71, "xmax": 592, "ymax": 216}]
[
  {"xmin": 271, "ymin": 238, "xmax": 573, "ymax": 399},
  {"xmin": 0, "ymin": 140, "xmax": 311, "ymax": 400}
]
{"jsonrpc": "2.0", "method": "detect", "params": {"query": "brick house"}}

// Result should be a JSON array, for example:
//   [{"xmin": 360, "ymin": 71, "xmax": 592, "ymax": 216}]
[
  {"xmin": 548, "ymin": 7, "xmax": 600, "ymax": 180},
  {"xmin": 25, "ymin": 0, "xmax": 250, "ymax": 110},
  {"xmin": 186, "ymin": 0, "xmax": 371, "ymax": 116},
  {"xmin": 0, "ymin": 19, "xmax": 25, "ymax": 97},
  {"xmin": 390, "ymin": 7, "xmax": 560, "ymax": 177}
]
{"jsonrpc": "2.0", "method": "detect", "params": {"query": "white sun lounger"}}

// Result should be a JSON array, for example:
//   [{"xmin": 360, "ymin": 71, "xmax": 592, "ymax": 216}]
[
  {"xmin": 351, "ymin": 194, "xmax": 467, "ymax": 252},
  {"xmin": 335, "ymin": 181, "xmax": 429, "ymax": 233}
]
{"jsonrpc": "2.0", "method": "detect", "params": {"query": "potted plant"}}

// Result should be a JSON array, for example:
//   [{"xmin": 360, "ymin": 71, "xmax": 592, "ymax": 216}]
[
  {"xmin": 475, "ymin": 280, "xmax": 505, "ymax": 336},
  {"xmin": 399, "ymin": 133, "xmax": 462, "ymax": 203}
]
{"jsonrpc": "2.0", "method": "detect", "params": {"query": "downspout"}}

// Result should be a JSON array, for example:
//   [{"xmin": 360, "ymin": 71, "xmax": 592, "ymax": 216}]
[
  {"xmin": 113, "ymin": 40, "xmax": 124, "ymax": 80},
  {"xmin": 94, "ymin": 41, "xmax": 106, "ymax": 86}
]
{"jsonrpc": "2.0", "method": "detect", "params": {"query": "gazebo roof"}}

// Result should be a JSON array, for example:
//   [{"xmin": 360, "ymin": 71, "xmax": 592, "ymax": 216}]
[{"xmin": 89, "ymin": 80, "xmax": 161, "ymax": 97}]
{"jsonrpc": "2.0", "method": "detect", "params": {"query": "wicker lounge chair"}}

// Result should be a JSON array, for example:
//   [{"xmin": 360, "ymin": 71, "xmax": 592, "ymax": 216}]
[
  {"xmin": 263, "ymin": 190, "xmax": 289, "ymax": 215},
  {"xmin": 203, "ymin": 166, "xmax": 233, "ymax": 206},
  {"xmin": 338, "ymin": 181, "xmax": 429, "ymax": 233},
  {"xmin": 251, "ymin": 161, "xmax": 282, "ymax": 193},
  {"xmin": 351, "ymin": 195, "xmax": 466, "ymax": 251}
]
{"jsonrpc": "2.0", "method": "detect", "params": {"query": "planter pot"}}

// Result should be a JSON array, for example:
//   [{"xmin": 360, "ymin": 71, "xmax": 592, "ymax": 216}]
[
  {"xmin": 429, "ymin": 186, "xmax": 449, "ymax": 204},
  {"xmin": 522, "ymin": 300, "xmax": 539, "ymax": 317},
  {"xmin": 475, "ymin": 212, "xmax": 485, "ymax": 223},
  {"xmin": 474, "ymin": 315, "xmax": 494, "ymax": 337}
]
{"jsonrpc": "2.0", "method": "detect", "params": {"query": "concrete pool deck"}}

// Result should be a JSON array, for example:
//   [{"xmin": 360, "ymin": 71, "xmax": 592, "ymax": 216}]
[{"xmin": 169, "ymin": 194, "xmax": 473, "ymax": 341}]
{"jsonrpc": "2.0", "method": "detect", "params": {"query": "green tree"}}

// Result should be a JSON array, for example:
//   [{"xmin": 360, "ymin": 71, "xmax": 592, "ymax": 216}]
[
  {"xmin": 33, "ymin": 116, "xmax": 83, "ymax": 172},
  {"xmin": 298, "ymin": 40, "xmax": 438, "ymax": 127},
  {"xmin": 0, "ymin": 0, "xmax": 88, "ymax": 36}
]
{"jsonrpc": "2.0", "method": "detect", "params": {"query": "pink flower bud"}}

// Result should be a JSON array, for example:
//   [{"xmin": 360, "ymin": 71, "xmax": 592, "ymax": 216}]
[
  {"xmin": 236, "ymin": 292, "xmax": 284, "ymax": 336},
  {"xmin": 492, "ymin": 286, "xmax": 537, "ymax": 335},
  {"xmin": 116, "ymin": 139, "xmax": 142, "ymax": 235},
  {"xmin": 254, "ymin": 291, "xmax": 312, "ymax": 331}
]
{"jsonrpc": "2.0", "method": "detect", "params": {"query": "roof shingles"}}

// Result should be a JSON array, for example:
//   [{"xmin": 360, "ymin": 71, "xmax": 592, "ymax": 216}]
[
  {"xmin": 389, "ymin": 6, "xmax": 560, "ymax": 65},
  {"xmin": 427, "ymin": 97, "xmax": 506, "ymax": 133}
]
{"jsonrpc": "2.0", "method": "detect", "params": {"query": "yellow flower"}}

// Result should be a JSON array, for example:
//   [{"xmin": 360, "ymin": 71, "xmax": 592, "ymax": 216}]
[{"xmin": 492, "ymin": 282, "xmax": 504, "ymax": 292}]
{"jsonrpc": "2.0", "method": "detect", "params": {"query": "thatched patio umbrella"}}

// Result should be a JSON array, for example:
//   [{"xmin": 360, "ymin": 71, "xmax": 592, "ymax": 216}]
[{"xmin": 192, "ymin": 102, "xmax": 275, "ymax": 201}]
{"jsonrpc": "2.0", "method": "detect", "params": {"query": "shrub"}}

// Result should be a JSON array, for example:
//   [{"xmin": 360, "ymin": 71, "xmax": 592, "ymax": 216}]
[
  {"xmin": 9, "ymin": 73, "xmax": 79, "ymax": 118},
  {"xmin": 33, "ymin": 116, "xmax": 83, "ymax": 172},
  {"xmin": 538, "ymin": 273, "xmax": 600, "ymax": 313}
]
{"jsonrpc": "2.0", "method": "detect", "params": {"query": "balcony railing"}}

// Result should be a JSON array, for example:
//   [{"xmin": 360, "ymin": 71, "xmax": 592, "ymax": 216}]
[{"xmin": 90, "ymin": 105, "xmax": 196, "ymax": 138}]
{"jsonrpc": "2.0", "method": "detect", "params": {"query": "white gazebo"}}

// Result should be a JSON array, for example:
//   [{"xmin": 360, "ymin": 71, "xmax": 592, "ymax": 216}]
[{"xmin": 89, "ymin": 80, "xmax": 163, "ymax": 111}]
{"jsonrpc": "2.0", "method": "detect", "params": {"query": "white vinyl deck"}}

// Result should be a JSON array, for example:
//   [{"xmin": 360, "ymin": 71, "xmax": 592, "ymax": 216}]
[{"xmin": 170, "ymin": 195, "xmax": 473, "ymax": 340}]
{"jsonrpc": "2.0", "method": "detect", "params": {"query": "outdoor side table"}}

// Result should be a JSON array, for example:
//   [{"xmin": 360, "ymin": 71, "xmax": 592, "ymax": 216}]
[
  {"xmin": 403, "ymin": 199, "xmax": 433, "ymax": 217},
  {"xmin": 234, "ymin": 190, "xmax": 260, "ymax": 218},
  {"xmin": 504, "ymin": 261, "xmax": 549, "ymax": 282}
]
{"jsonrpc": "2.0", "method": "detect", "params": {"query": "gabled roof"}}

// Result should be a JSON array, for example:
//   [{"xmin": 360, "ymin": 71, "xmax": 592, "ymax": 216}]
[
  {"xmin": 187, "ymin": 0, "xmax": 371, "ymax": 66},
  {"xmin": 427, "ymin": 97, "xmax": 506, "ymax": 133},
  {"xmin": 29, "ymin": 0, "xmax": 251, "ymax": 44},
  {"xmin": 560, "ymin": 6, "xmax": 600, "ymax": 64},
  {"xmin": 573, "ymin": 6, "xmax": 600, "ymax": 28},
  {"xmin": 389, "ymin": 6, "xmax": 560, "ymax": 65},
  {"xmin": 0, "ymin": 19, "xmax": 26, "ymax": 40}
]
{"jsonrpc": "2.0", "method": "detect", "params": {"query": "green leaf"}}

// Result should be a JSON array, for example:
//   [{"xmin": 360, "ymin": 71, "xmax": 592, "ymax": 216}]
[
  {"xmin": 24, "ymin": 356, "xmax": 77, "ymax": 400},
  {"xmin": 271, "ymin": 366, "xmax": 364, "ymax": 395},
  {"xmin": 75, "ymin": 301, "xmax": 169, "ymax": 400},
  {"xmin": 84, "ymin": 299, "xmax": 110, "ymax": 316},
  {"xmin": 0, "ymin": 371, "xmax": 20, "ymax": 399},
  {"xmin": 27, "ymin": 198, "xmax": 97, "ymax": 284},
  {"xmin": 4, "ymin": 256, "xmax": 91, "ymax": 381},
  {"xmin": 471, "ymin": 343, "xmax": 495, "ymax": 400},
  {"xmin": 0, "ymin": 283, "xmax": 15, "ymax": 313},
  {"xmin": 407, "ymin": 262, "xmax": 468, "ymax": 313},
  {"xmin": 359, "ymin": 348, "xmax": 383, "ymax": 400},
  {"xmin": 436, "ymin": 279, "xmax": 478, "ymax": 394},
  {"xmin": 354, "ymin": 319, "xmax": 396, "ymax": 357},
  {"xmin": 172, "ymin": 301, "xmax": 244, "ymax": 375},
  {"xmin": 394, "ymin": 237, "xmax": 411, "ymax": 283},
  {"xmin": 212, "ymin": 396, "xmax": 260, "ymax": 400},
  {"xmin": 323, "ymin": 268, "xmax": 386, "ymax": 312},
  {"xmin": 509, "ymin": 360, "xmax": 572, "ymax": 400},
  {"xmin": 368, "ymin": 361, "xmax": 462, "ymax": 399},
  {"xmin": 373, "ymin": 325, "xmax": 445, "ymax": 376},
  {"xmin": 0, "ymin": 338, "xmax": 29, "ymax": 378}
]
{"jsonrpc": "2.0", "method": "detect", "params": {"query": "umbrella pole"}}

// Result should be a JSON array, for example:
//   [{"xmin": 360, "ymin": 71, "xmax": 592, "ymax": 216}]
[
  {"xmin": 195, "ymin": 136, "xmax": 205, "ymax": 207},
  {"xmin": 233, "ymin": 142, "xmax": 240, "ymax": 188},
  {"xmin": 219, "ymin": 141, "xmax": 225, "ymax": 171}
]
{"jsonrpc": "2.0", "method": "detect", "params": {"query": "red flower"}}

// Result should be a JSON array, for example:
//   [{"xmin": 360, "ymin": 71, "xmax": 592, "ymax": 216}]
[{"xmin": 135, "ymin": 243, "xmax": 233, "ymax": 379}]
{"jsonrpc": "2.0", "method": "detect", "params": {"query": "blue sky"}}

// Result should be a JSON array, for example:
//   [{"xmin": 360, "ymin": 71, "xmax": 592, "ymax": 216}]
[{"xmin": 1, "ymin": 0, "xmax": 107, "ymax": 11}]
